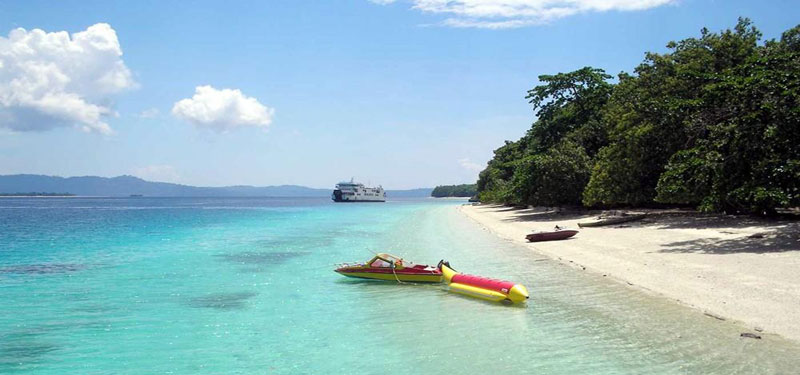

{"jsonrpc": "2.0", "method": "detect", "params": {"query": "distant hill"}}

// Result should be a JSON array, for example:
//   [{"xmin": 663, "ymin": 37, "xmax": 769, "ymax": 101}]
[{"xmin": 0, "ymin": 174, "xmax": 433, "ymax": 198}]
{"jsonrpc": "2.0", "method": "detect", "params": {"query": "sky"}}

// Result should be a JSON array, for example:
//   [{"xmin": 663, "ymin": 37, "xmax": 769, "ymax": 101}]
[{"xmin": 0, "ymin": 1, "xmax": 797, "ymax": 189}]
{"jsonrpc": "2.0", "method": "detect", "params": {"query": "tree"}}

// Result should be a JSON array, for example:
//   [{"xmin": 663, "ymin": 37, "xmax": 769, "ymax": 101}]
[
  {"xmin": 585, "ymin": 18, "xmax": 765, "ymax": 208},
  {"xmin": 656, "ymin": 23, "xmax": 800, "ymax": 214},
  {"xmin": 479, "ymin": 19, "xmax": 800, "ymax": 215},
  {"xmin": 478, "ymin": 67, "xmax": 612, "ymax": 205},
  {"xmin": 525, "ymin": 67, "xmax": 613, "ymax": 155},
  {"xmin": 431, "ymin": 184, "xmax": 478, "ymax": 198}
]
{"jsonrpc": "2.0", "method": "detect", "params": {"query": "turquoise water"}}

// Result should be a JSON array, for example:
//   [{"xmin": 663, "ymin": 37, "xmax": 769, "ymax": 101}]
[{"xmin": 2, "ymin": 197, "xmax": 800, "ymax": 374}]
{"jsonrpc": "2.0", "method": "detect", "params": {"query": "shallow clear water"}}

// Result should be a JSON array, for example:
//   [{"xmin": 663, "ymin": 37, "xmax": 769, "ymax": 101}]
[{"xmin": 2, "ymin": 197, "xmax": 799, "ymax": 374}]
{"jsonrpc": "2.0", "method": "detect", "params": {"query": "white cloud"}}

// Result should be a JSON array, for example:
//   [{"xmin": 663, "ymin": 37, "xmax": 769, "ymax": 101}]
[
  {"xmin": 171, "ymin": 85, "xmax": 274, "ymax": 132},
  {"xmin": 132, "ymin": 164, "xmax": 180, "ymax": 183},
  {"xmin": 371, "ymin": 0, "xmax": 674, "ymax": 28},
  {"xmin": 0, "ymin": 23, "xmax": 136, "ymax": 134},
  {"xmin": 138, "ymin": 108, "xmax": 160, "ymax": 118},
  {"xmin": 369, "ymin": 0, "xmax": 398, "ymax": 4},
  {"xmin": 459, "ymin": 158, "xmax": 484, "ymax": 172}
]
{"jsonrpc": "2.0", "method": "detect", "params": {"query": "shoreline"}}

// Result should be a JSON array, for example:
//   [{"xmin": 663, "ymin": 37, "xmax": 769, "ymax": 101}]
[{"xmin": 459, "ymin": 204, "xmax": 800, "ymax": 342}]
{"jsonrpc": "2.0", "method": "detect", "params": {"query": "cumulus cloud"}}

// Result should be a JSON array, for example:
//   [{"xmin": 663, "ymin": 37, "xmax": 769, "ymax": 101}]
[
  {"xmin": 371, "ymin": 0, "xmax": 674, "ymax": 28},
  {"xmin": 0, "ymin": 23, "xmax": 135, "ymax": 134},
  {"xmin": 171, "ymin": 85, "xmax": 274, "ymax": 132},
  {"xmin": 459, "ymin": 158, "xmax": 484, "ymax": 172},
  {"xmin": 132, "ymin": 164, "xmax": 180, "ymax": 183}
]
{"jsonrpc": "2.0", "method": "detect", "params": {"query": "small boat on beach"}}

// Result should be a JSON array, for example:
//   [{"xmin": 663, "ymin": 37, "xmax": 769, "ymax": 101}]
[
  {"xmin": 334, "ymin": 253, "xmax": 443, "ymax": 283},
  {"xmin": 439, "ymin": 262, "xmax": 529, "ymax": 304},
  {"xmin": 578, "ymin": 213, "xmax": 646, "ymax": 228},
  {"xmin": 526, "ymin": 226, "xmax": 578, "ymax": 242}
]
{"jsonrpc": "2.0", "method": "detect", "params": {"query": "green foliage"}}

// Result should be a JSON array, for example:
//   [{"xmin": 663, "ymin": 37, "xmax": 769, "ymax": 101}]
[
  {"xmin": 477, "ymin": 139, "xmax": 528, "ymax": 204},
  {"xmin": 478, "ymin": 66, "xmax": 613, "ymax": 206},
  {"xmin": 526, "ymin": 141, "xmax": 592, "ymax": 206},
  {"xmin": 586, "ymin": 19, "xmax": 763, "ymax": 206},
  {"xmin": 431, "ymin": 184, "xmax": 478, "ymax": 198},
  {"xmin": 654, "ymin": 148, "xmax": 720, "ymax": 206},
  {"xmin": 525, "ymin": 67, "xmax": 613, "ymax": 155},
  {"xmin": 479, "ymin": 18, "xmax": 800, "ymax": 215},
  {"xmin": 582, "ymin": 123, "xmax": 664, "ymax": 207},
  {"xmin": 654, "ymin": 19, "xmax": 800, "ymax": 214}
]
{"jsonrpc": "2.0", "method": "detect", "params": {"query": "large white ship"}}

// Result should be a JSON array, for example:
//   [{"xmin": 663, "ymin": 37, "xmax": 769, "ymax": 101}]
[{"xmin": 331, "ymin": 179, "xmax": 386, "ymax": 202}]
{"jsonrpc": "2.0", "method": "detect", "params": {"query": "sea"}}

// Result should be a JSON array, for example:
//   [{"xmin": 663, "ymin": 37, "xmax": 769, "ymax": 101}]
[{"xmin": 2, "ymin": 197, "xmax": 800, "ymax": 374}]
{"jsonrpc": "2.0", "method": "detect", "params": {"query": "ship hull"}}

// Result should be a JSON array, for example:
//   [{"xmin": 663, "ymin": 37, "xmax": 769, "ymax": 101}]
[
  {"xmin": 331, "ymin": 188, "xmax": 385, "ymax": 202},
  {"xmin": 332, "ymin": 198, "xmax": 386, "ymax": 202}
]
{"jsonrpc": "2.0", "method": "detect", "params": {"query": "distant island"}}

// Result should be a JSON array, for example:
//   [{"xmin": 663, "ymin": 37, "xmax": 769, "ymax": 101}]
[
  {"xmin": 431, "ymin": 184, "xmax": 478, "ymax": 198},
  {"xmin": 0, "ymin": 192, "xmax": 75, "ymax": 197},
  {"xmin": 0, "ymin": 174, "xmax": 433, "ymax": 198}
]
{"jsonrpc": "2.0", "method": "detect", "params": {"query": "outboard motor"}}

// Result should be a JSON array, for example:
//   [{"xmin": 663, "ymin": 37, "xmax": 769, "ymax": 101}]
[{"xmin": 436, "ymin": 260, "xmax": 453, "ymax": 271}]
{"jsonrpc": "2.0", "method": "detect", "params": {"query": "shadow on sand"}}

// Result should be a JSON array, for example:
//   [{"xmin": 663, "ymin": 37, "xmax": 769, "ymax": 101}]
[
  {"xmin": 642, "ymin": 214, "xmax": 779, "ymax": 230},
  {"xmin": 659, "ymin": 232, "xmax": 800, "ymax": 254},
  {"xmin": 641, "ymin": 214, "xmax": 800, "ymax": 254},
  {"xmin": 473, "ymin": 204, "xmax": 596, "ymax": 224}
]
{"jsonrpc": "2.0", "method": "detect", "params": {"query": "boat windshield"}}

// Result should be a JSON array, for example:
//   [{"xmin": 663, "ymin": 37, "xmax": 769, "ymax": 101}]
[
  {"xmin": 370, "ymin": 258, "xmax": 391, "ymax": 268},
  {"xmin": 370, "ymin": 253, "xmax": 414, "ymax": 268}
]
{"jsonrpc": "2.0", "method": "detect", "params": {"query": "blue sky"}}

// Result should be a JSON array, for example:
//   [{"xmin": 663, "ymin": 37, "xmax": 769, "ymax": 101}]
[{"xmin": 0, "ymin": 0, "xmax": 797, "ymax": 189}]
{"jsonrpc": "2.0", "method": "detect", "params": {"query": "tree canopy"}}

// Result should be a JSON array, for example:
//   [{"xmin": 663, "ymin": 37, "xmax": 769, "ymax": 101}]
[
  {"xmin": 431, "ymin": 184, "xmax": 478, "ymax": 198},
  {"xmin": 477, "ymin": 19, "xmax": 800, "ymax": 215}
]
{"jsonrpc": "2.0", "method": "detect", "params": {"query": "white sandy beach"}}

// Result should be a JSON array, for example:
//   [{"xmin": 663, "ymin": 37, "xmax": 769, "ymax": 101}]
[{"xmin": 460, "ymin": 204, "xmax": 800, "ymax": 342}]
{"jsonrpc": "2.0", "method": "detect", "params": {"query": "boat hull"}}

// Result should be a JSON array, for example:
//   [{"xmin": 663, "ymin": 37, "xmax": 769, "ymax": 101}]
[
  {"xmin": 335, "ymin": 266, "xmax": 443, "ymax": 283},
  {"xmin": 578, "ymin": 214, "xmax": 646, "ymax": 228},
  {"xmin": 336, "ymin": 270, "xmax": 443, "ymax": 282},
  {"xmin": 526, "ymin": 230, "xmax": 578, "ymax": 242},
  {"xmin": 331, "ymin": 198, "xmax": 386, "ymax": 202},
  {"xmin": 331, "ymin": 185, "xmax": 386, "ymax": 202}
]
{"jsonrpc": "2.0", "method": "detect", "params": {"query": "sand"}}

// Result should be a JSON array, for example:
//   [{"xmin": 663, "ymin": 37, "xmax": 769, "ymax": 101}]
[{"xmin": 459, "ymin": 204, "xmax": 800, "ymax": 342}]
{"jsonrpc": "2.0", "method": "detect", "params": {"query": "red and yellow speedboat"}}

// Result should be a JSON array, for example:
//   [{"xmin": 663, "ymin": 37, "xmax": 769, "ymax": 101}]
[{"xmin": 335, "ymin": 253, "xmax": 443, "ymax": 283}]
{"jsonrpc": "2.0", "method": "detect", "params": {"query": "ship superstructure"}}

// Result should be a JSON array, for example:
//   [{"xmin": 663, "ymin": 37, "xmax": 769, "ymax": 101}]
[{"xmin": 332, "ymin": 179, "xmax": 386, "ymax": 202}]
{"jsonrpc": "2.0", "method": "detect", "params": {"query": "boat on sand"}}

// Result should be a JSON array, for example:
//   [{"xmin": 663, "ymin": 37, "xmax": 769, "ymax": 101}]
[
  {"xmin": 526, "ymin": 226, "xmax": 578, "ymax": 242},
  {"xmin": 578, "ymin": 213, "xmax": 646, "ymax": 228},
  {"xmin": 334, "ymin": 253, "xmax": 443, "ymax": 283}
]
